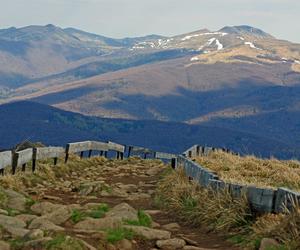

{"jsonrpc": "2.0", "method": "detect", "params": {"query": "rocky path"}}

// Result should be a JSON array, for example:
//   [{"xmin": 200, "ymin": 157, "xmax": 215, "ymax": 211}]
[{"xmin": 0, "ymin": 156, "xmax": 240, "ymax": 250}]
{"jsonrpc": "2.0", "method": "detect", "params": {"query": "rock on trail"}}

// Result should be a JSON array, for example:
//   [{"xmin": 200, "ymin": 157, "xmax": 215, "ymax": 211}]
[{"xmin": 0, "ymin": 156, "xmax": 241, "ymax": 249}]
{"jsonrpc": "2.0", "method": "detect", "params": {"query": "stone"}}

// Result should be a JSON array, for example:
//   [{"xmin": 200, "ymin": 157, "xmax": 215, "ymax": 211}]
[
  {"xmin": 180, "ymin": 236, "xmax": 198, "ymax": 246},
  {"xmin": 74, "ymin": 217, "xmax": 121, "ymax": 230},
  {"xmin": 124, "ymin": 225, "xmax": 171, "ymax": 240},
  {"xmin": 83, "ymin": 203, "xmax": 102, "ymax": 209},
  {"xmin": 4, "ymin": 189, "xmax": 27, "ymax": 211},
  {"xmin": 162, "ymin": 223, "xmax": 180, "ymax": 231},
  {"xmin": 0, "ymin": 214, "xmax": 26, "ymax": 229},
  {"xmin": 156, "ymin": 238, "xmax": 186, "ymax": 249},
  {"xmin": 15, "ymin": 214, "xmax": 38, "ymax": 224},
  {"xmin": 183, "ymin": 247, "xmax": 208, "ymax": 250},
  {"xmin": 115, "ymin": 239, "xmax": 133, "ymax": 250},
  {"xmin": 0, "ymin": 209, "xmax": 8, "ymax": 216},
  {"xmin": 24, "ymin": 237, "xmax": 53, "ymax": 247},
  {"xmin": 118, "ymin": 184, "xmax": 138, "ymax": 193},
  {"xmin": 126, "ymin": 193, "xmax": 151, "ymax": 201},
  {"xmin": 41, "ymin": 206, "xmax": 71, "ymax": 225},
  {"xmin": 152, "ymin": 221, "xmax": 161, "ymax": 228},
  {"xmin": 30, "ymin": 201, "xmax": 63, "ymax": 215},
  {"xmin": 259, "ymin": 238, "xmax": 280, "ymax": 250},
  {"xmin": 0, "ymin": 241, "xmax": 10, "ymax": 250},
  {"xmin": 78, "ymin": 239, "xmax": 97, "ymax": 250},
  {"xmin": 145, "ymin": 210, "xmax": 162, "ymax": 215},
  {"xmin": 42, "ymin": 195, "xmax": 63, "ymax": 201},
  {"xmin": 25, "ymin": 229, "xmax": 44, "ymax": 239},
  {"xmin": 29, "ymin": 218, "xmax": 65, "ymax": 231},
  {"xmin": 106, "ymin": 203, "xmax": 138, "ymax": 221},
  {"xmin": 6, "ymin": 227, "xmax": 29, "ymax": 237},
  {"xmin": 107, "ymin": 244, "xmax": 117, "ymax": 250}
]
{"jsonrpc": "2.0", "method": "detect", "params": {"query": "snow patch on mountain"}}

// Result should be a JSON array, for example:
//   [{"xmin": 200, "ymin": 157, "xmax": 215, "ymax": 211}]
[
  {"xmin": 181, "ymin": 32, "xmax": 227, "ymax": 41},
  {"xmin": 215, "ymin": 39, "xmax": 223, "ymax": 50},
  {"xmin": 245, "ymin": 42, "xmax": 262, "ymax": 50},
  {"xmin": 237, "ymin": 36, "xmax": 245, "ymax": 41},
  {"xmin": 207, "ymin": 38, "xmax": 216, "ymax": 45},
  {"xmin": 295, "ymin": 60, "xmax": 300, "ymax": 64},
  {"xmin": 191, "ymin": 56, "xmax": 200, "ymax": 61}
]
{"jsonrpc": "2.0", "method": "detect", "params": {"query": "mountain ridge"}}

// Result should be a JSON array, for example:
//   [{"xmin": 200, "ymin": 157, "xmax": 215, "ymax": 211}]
[{"xmin": 0, "ymin": 24, "xmax": 300, "ymax": 159}]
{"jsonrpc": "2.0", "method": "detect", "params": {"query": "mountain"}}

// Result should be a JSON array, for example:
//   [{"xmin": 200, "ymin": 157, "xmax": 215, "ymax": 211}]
[
  {"xmin": 0, "ymin": 25, "xmax": 300, "ymax": 158},
  {"xmin": 0, "ymin": 101, "xmax": 299, "ymax": 159},
  {"xmin": 0, "ymin": 24, "xmax": 173, "ymax": 90}
]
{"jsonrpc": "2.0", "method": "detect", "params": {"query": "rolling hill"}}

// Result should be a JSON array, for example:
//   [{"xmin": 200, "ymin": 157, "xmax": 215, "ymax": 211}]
[{"xmin": 0, "ymin": 101, "xmax": 299, "ymax": 159}]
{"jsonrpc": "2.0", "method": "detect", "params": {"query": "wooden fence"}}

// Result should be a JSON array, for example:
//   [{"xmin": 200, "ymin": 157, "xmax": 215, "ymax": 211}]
[
  {"xmin": 0, "ymin": 140, "xmax": 175, "ymax": 175},
  {"xmin": 178, "ymin": 144, "xmax": 300, "ymax": 214},
  {"xmin": 1, "ymin": 139, "xmax": 300, "ymax": 214}
]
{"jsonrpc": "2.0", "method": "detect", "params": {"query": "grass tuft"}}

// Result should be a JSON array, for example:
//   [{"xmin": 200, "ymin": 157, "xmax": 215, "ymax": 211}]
[
  {"xmin": 106, "ymin": 227, "xmax": 135, "ymax": 244},
  {"xmin": 125, "ymin": 210, "xmax": 152, "ymax": 227},
  {"xmin": 70, "ymin": 209, "xmax": 86, "ymax": 224}
]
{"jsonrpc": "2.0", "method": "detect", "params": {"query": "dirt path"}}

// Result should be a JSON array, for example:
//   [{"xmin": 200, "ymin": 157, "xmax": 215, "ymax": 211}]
[{"xmin": 26, "ymin": 157, "xmax": 240, "ymax": 250}]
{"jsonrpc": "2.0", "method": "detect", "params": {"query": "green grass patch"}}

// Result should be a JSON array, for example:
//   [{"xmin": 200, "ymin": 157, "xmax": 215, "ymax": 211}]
[
  {"xmin": 87, "ymin": 203, "xmax": 109, "ymax": 219},
  {"xmin": 124, "ymin": 209, "xmax": 152, "ymax": 227},
  {"xmin": 45, "ymin": 234, "xmax": 84, "ymax": 250},
  {"xmin": 106, "ymin": 227, "xmax": 135, "ymax": 244},
  {"xmin": 71, "ymin": 203, "xmax": 109, "ymax": 223},
  {"xmin": 25, "ymin": 197, "xmax": 36, "ymax": 208},
  {"xmin": 6, "ymin": 207, "xmax": 19, "ymax": 216},
  {"xmin": 70, "ymin": 209, "xmax": 86, "ymax": 224},
  {"xmin": 9, "ymin": 238, "xmax": 27, "ymax": 250}
]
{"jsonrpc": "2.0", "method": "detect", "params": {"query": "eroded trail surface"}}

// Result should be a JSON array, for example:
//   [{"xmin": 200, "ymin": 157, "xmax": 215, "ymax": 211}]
[{"xmin": 0, "ymin": 157, "xmax": 240, "ymax": 250}]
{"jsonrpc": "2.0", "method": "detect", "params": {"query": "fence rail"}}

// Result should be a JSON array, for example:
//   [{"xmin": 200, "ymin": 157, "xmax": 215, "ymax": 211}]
[
  {"xmin": 0, "ymin": 140, "xmax": 175, "ymax": 175},
  {"xmin": 177, "ymin": 144, "xmax": 300, "ymax": 214}
]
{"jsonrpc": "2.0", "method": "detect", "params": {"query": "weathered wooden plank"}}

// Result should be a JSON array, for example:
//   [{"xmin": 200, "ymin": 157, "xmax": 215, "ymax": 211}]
[
  {"xmin": 66, "ymin": 141, "xmax": 92, "ymax": 154},
  {"xmin": 229, "ymin": 183, "xmax": 246, "ymax": 198},
  {"xmin": 107, "ymin": 141, "xmax": 125, "ymax": 153},
  {"xmin": 14, "ymin": 148, "xmax": 33, "ymax": 167},
  {"xmin": 208, "ymin": 179, "xmax": 226, "ymax": 191},
  {"xmin": 33, "ymin": 147, "xmax": 65, "ymax": 160},
  {"xmin": 247, "ymin": 186, "xmax": 276, "ymax": 213},
  {"xmin": 90, "ymin": 141, "xmax": 109, "ymax": 152},
  {"xmin": 0, "ymin": 151, "xmax": 12, "ymax": 170},
  {"xmin": 274, "ymin": 188, "xmax": 300, "ymax": 213},
  {"xmin": 183, "ymin": 145, "xmax": 198, "ymax": 157},
  {"xmin": 131, "ymin": 146, "xmax": 151, "ymax": 153},
  {"xmin": 155, "ymin": 152, "xmax": 177, "ymax": 160}
]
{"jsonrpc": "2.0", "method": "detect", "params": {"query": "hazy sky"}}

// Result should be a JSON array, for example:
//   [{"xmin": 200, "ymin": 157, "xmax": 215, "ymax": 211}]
[{"xmin": 0, "ymin": 0, "xmax": 299, "ymax": 42}]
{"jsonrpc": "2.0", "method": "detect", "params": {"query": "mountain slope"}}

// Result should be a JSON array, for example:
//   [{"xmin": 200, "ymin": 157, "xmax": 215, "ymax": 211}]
[{"xmin": 0, "ymin": 101, "xmax": 298, "ymax": 159}]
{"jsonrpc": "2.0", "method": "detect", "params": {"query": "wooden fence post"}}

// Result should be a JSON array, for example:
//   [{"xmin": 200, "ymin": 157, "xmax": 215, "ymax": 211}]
[
  {"xmin": 127, "ymin": 146, "xmax": 132, "ymax": 158},
  {"xmin": 32, "ymin": 159, "xmax": 36, "ymax": 172},
  {"xmin": 12, "ymin": 154, "xmax": 18, "ymax": 175}
]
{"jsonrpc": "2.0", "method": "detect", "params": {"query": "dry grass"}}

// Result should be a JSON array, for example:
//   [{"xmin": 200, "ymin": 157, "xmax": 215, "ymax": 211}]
[
  {"xmin": 0, "ymin": 154, "xmax": 108, "ymax": 191},
  {"xmin": 156, "ymin": 167, "xmax": 300, "ymax": 249},
  {"xmin": 252, "ymin": 205, "xmax": 300, "ymax": 249},
  {"xmin": 156, "ymin": 168, "xmax": 253, "ymax": 233},
  {"xmin": 195, "ymin": 151, "xmax": 300, "ymax": 191}
]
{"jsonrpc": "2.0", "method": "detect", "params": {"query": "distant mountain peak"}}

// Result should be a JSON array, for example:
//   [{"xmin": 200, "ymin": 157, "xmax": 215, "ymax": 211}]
[{"xmin": 219, "ymin": 25, "xmax": 273, "ymax": 38}]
